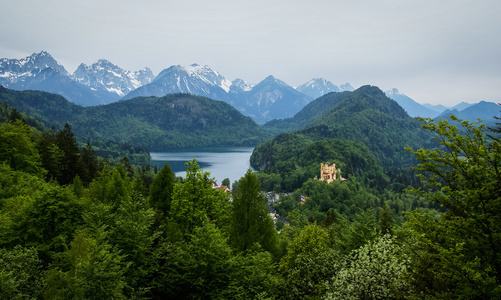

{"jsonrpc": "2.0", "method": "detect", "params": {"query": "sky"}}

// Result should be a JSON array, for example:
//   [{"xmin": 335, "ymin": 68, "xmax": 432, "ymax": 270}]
[{"xmin": 1, "ymin": 0, "xmax": 500, "ymax": 106}]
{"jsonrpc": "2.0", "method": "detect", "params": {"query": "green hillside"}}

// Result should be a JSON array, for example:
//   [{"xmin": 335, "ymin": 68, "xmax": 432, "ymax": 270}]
[
  {"xmin": 260, "ymin": 85, "xmax": 435, "ymax": 167},
  {"xmin": 0, "ymin": 87, "xmax": 271, "ymax": 149}
]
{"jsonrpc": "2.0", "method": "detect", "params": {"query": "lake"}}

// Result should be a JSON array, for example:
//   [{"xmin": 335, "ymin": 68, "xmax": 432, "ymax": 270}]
[{"xmin": 150, "ymin": 147, "xmax": 255, "ymax": 185}]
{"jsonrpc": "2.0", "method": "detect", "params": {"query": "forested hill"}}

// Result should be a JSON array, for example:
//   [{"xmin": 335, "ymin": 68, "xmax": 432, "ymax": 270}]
[
  {"xmin": 257, "ymin": 85, "xmax": 435, "ymax": 167},
  {"xmin": 0, "ymin": 86, "xmax": 271, "ymax": 148},
  {"xmin": 0, "ymin": 86, "xmax": 84, "ymax": 124}
]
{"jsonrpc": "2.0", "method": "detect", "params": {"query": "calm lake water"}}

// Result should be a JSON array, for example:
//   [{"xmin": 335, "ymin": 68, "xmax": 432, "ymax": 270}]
[{"xmin": 150, "ymin": 147, "xmax": 255, "ymax": 185}]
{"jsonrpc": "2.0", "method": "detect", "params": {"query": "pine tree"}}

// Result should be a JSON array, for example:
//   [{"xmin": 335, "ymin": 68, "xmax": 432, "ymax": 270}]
[{"xmin": 56, "ymin": 123, "xmax": 85, "ymax": 185}]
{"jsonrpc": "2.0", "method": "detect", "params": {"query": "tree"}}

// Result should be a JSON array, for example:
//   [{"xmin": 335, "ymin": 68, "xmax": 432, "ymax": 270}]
[
  {"xmin": 44, "ymin": 228, "xmax": 127, "ymax": 299},
  {"xmin": 279, "ymin": 223, "xmax": 329, "ymax": 272},
  {"xmin": 223, "ymin": 250, "xmax": 280, "ymax": 299},
  {"xmin": 55, "ymin": 123, "xmax": 85, "ymax": 185},
  {"xmin": 80, "ymin": 142, "xmax": 99, "ymax": 186},
  {"xmin": 170, "ymin": 159, "xmax": 229, "ymax": 234},
  {"xmin": 148, "ymin": 162, "xmax": 175, "ymax": 217},
  {"xmin": 325, "ymin": 234, "xmax": 412, "ymax": 299},
  {"xmin": 0, "ymin": 121, "xmax": 44, "ymax": 176},
  {"xmin": 9, "ymin": 184, "xmax": 84, "ymax": 264},
  {"xmin": 8, "ymin": 108, "xmax": 24, "ymax": 124},
  {"xmin": 89, "ymin": 163, "xmax": 132, "ymax": 207},
  {"xmin": 405, "ymin": 116, "xmax": 501, "ymax": 298},
  {"xmin": 230, "ymin": 169, "xmax": 278, "ymax": 254},
  {"xmin": 37, "ymin": 128, "xmax": 64, "ymax": 182},
  {"xmin": 0, "ymin": 246, "xmax": 44, "ymax": 299},
  {"xmin": 221, "ymin": 177, "xmax": 230, "ymax": 187},
  {"xmin": 149, "ymin": 221, "xmax": 232, "ymax": 299}
]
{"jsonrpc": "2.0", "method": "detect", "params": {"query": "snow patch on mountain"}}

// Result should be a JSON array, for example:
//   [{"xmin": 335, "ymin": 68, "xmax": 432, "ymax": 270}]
[
  {"xmin": 72, "ymin": 59, "xmax": 154, "ymax": 97},
  {"xmin": 296, "ymin": 78, "xmax": 349, "ymax": 99}
]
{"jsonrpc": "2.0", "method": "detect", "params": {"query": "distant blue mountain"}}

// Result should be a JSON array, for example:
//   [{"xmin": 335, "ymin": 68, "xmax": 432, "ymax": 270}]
[
  {"xmin": 437, "ymin": 101, "xmax": 500, "ymax": 126},
  {"xmin": 384, "ymin": 88, "xmax": 439, "ymax": 118},
  {"xmin": 296, "ymin": 78, "xmax": 341, "ymax": 99},
  {"xmin": 449, "ymin": 101, "xmax": 474, "ymax": 111},
  {"xmin": 231, "ymin": 75, "xmax": 313, "ymax": 124},
  {"xmin": 423, "ymin": 103, "xmax": 448, "ymax": 113}
]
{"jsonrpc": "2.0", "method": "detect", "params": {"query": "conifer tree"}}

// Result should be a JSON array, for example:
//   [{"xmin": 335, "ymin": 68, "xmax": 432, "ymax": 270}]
[
  {"xmin": 230, "ymin": 169, "xmax": 278, "ymax": 254},
  {"xmin": 56, "ymin": 123, "xmax": 85, "ymax": 185},
  {"xmin": 37, "ymin": 128, "xmax": 64, "ymax": 182},
  {"xmin": 8, "ymin": 108, "xmax": 23, "ymax": 124},
  {"xmin": 81, "ymin": 142, "xmax": 98, "ymax": 185}
]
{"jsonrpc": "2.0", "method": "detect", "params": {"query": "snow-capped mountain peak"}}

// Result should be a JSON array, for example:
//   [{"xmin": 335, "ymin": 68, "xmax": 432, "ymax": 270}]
[
  {"xmin": 384, "ymin": 88, "xmax": 403, "ymax": 97},
  {"xmin": 123, "ymin": 63, "xmax": 233, "ymax": 101},
  {"xmin": 230, "ymin": 78, "xmax": 254, "ymax": 94},
  {"xmin": 72, "ymin": 59, "xmax": 154, "ymax": 98},
  {"xmin": 339, "ymin": 83, "xmax": 354, "ymax": 92},
  {"xmin": 180, "ymin": 63, "xmax": 232, "ymax": 92},
  {"xmin": 296, "ymin": 78, "xmax": 342, "ymax": 99},
  {"xmin": 0, "ymin": 50, "xmax": 69, "ymax": 77}
]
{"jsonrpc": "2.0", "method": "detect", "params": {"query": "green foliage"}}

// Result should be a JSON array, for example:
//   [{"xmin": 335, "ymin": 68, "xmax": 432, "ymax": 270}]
[
  {"xmin": 108, "ymin": 195, "xmax": 158, "ymax": 291},
  {"xmin": 0, "ymin": 245, "xmax": 44, "ymax": 300},
  {"xmin": 230, "ymin": 169, "xmax": 278, "ymax": 254},
  {"xmin": 177, "ymin": 222, "xmax": 233, "ymax": 298},
  {"xmin": 149, "ymin": 222, "xmax": 233, "ymax": 299},
  {"xmin": 3, "ymin": 85, "xmax": 500, "ymax": 298},
  {"xmin": 221, "ymin": 177, "xmax": 230, "ymax": 187},
  {"xmin": 44, "ymin": 228, "xmax": 127, "ymax": 299},
  {"xmin": 280, "ymin": 223, "xmax": 329, "ymax": 272},
  {"xmin": 37, "ymin": 127, "xmax": 65, "ymax": 182},
  {"xmin": 279, "ymin": 248, "xmax": 339, "ymax": 300},
  {"xmin": 148, "ymin": 162, "xmax": 175, "ymax": 217},
  {"xmin": 55, "ymin": 123, "xmax": 86, "ymax": 185},
  {"xmin": 252, "ymin": 135, "xmax": 384, "ymax": 192},
  {"xmin": 325, "ymin": 234, "xmax": 413, "ymax": 299},
  {"xmin": 170, "ymin": 159, "xmax": 230, "ymax": 234},
  {"xmin": 404, "ymin": 116, "xmax": 501, "ymax": 298},
  {"xmin": 263, "ymin": 86, "xmax": 435, "ymax": 167},
  {"xmin": 0, "ymin": 120, "xmax": 45, "ymax": 176},
  {"xmin": 9, "ymin": 184, "xmax": 84, "ymax": 264},
  {"xmin": 1, "ymin": 87, "xmax": 271, "ymax": 149},
  {"xmin": 224, "ymin": 250, "xmax": 280, "ymax": 299},
  {"xmin": 89, "ymin": 163, "xmax": 132, "ymax": 207}
]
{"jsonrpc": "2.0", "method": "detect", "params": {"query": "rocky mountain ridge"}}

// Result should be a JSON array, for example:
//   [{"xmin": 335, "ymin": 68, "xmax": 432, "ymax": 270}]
[{"xmin": 0, "ymin": 51, "xmax": 351, "ymax": 123}]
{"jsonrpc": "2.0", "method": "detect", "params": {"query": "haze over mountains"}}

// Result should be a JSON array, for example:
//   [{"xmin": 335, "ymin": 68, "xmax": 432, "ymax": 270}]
[{"xmin": 0, "ymin": 51, "xmax": 496, "ymax": 125}]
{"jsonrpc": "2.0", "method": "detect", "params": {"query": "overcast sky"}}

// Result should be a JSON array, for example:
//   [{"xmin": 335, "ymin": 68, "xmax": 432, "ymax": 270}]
[{"xmin": 1, "ymin": 0, "xmax": 500, "ymax": 106}]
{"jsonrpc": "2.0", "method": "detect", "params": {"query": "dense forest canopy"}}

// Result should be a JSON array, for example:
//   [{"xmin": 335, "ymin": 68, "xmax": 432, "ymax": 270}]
[
  {"xmin": 0, "ymin": 87, "xmax": 271, "ymax": 149},
  {"xmin": 1, "ymin": 85, "xmax": 500, "ymax": 298},
  {"xmin": 262, "ymin": 86, "xmax": 436, "ymax": 167}
]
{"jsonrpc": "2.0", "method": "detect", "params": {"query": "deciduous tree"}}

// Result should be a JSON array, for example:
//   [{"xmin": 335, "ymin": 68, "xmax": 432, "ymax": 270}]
[{"xmin": 405, "ymin": 116, "xmax": 501, "ymax": 298}]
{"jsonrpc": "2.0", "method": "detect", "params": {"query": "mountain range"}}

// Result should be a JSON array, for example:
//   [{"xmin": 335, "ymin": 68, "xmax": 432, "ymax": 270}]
[
  {"xmin": 435, "ymin": 101, "xmax": 500, "ymax": 126},
  {"xmin": 1, "ymin": 51, "xmax": 496, "ymax": 125},
  {"xmin": 0, "ymin": 51, "xmax": 352, "ymax": 124},
  {"xmin": 385, "ymin": 88, "xmax": 484, "ymax": 121}
]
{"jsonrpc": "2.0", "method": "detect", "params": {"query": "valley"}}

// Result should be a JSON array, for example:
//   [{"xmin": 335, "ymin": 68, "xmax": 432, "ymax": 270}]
[{"xmin": 1, "ymin": 54, "xmax": 500, "ymax": 299}]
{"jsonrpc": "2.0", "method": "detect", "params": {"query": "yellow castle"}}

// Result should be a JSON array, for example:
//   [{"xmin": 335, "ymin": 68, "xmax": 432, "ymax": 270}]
[{"xmin": 316, "ymin": 162, "xmax": 344, "ymax": 183}]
